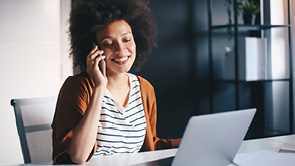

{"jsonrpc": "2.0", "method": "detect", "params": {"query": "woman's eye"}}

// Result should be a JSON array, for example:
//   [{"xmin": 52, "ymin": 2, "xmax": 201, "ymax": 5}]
[
  {"xmin": 103, "ymin": 43, "xmax": 113, "ymax": 47},
  {"xmin": 124, "ymin": 39, "xmax": 131, "ymax": 43}
]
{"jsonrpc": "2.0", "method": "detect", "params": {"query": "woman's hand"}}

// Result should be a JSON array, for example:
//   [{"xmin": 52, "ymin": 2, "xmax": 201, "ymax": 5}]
[
  {"xmin": 86, "ymin": 45, "xmax": 107, "ymax": 87},
  {"xmin": 67, "ymin": 45, "xmax": 107, "ymax": 164}
]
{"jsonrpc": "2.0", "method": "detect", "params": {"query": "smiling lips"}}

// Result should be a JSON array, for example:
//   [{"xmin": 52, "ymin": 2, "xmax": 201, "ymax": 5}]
[{"xmin": 112, "ymin": 56, "xmax": 130, "ymax": 65}]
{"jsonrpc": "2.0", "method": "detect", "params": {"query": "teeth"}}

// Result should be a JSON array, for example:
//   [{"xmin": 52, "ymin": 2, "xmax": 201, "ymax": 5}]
[{"xmin": 114, "ymin": 56, "xmax": 128, "ymax": 62}]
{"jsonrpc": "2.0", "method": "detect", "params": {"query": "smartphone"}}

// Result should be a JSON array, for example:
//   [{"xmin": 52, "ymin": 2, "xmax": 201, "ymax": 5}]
[
  {"xmin": 93, "ymin": 42, "xmax": 106, "ymax": 76},
  {"xmin": 99, "ymin": 58, "xmax": 106, "ymax": 76}
]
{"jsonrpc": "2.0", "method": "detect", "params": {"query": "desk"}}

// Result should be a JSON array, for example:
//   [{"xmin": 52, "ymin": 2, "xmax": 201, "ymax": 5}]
[{"xmin": 11, "ymin": 134, "xmax": 295, "ymax": 166}]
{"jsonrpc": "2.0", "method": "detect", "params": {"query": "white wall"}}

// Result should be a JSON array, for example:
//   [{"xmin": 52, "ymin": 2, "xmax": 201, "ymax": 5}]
[
  {"xmin": 291, "ymin": 0, "xmax": 295, "ymax": 133},
  {"xmin": 0, "ymin": 0, "xmax": 72, "ymax": 165}
]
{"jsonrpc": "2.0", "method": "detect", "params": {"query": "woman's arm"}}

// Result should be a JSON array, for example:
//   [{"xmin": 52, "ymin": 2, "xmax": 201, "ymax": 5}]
[
  {"xmin": 67, "ymin": 45, "xmax": 107, "ymax": 164},
  {"xmin": 66, "ymin": 86, "xmax": 105, "ymax": 164}
]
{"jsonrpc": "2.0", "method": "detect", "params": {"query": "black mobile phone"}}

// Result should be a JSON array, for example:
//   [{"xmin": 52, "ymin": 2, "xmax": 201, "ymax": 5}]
[{"xmin": 93, "ymin": 42, "xmax": 106, "ymax": 76}]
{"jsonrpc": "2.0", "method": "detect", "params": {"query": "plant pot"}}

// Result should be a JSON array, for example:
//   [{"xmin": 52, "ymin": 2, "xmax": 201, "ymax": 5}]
[{"xmin": 243, "ymin": 13, "xmax": 256, "ymax": 25}]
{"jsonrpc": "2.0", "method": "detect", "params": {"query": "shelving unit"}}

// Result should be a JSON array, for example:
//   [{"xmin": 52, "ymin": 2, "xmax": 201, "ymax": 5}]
[{"xmin": 207, "ymin": 0, "xmax": 293, "ymax": 139}]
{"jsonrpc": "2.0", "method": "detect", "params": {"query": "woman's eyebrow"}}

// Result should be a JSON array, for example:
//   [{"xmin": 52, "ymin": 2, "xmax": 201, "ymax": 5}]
[
  {"xmin": 100, "ymin": 36, "xmax": 112, "ymax": 42},
  {"xmin": 122, "ymin": 31, "xmax": 131, "ymax": 36},
  {"xmin": 100, "ymin": 31, "xmax": 131, "ymax": 41}
]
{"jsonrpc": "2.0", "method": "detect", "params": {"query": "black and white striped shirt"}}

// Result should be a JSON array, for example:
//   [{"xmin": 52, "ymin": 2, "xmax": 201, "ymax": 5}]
[{"xmin": 94, "ymin": 73, "xmax": 146, "ymax": 156}]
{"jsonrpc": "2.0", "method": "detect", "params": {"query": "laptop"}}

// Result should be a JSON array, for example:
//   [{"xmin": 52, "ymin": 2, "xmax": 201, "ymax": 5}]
[{"xmin": 132, "ymin": 108, "xmax": 256, "ymax": 166}]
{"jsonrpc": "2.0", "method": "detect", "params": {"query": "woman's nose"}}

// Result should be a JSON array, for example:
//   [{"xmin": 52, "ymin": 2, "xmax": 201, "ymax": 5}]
[{"xmin": 114, "ymin": 42, "xmax": 126, "ymax": 54}]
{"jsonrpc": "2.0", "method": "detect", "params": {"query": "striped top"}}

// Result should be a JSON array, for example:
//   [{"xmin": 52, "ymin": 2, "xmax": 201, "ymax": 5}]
[{"xmin": 94, "ymin": 73, "xmax": 147, "ymax": 156}]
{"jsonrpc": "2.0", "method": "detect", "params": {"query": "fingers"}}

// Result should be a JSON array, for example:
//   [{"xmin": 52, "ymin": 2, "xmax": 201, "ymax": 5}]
[
  {"xmin": 86, "ymin": 45, "xmax": 107, "ymax": 86},
  {"xmin": 94, "ymin": 54, "xmax": 105, "ymax": 69},
  {"xmin": 90, "ymin": 45, "xmax": 98, "ymax": 54},
  {"xmin": 89, "ymin": 46, "xmax": 104, "ymax": 60},
  {"xmin": 87, "ymin": 46, "xmax": 104, "ymax": 66},
  {"xmin": 86, "ymin": 45, "xmax": 106, "ymax": 79}
]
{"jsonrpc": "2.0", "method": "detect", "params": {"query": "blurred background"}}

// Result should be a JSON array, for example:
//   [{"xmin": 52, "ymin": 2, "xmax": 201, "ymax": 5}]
[
  {"xmin": 0, "ymin": 0, "xmax": 295, "ymax": 165},
  {"xmin": 135, "ymin": 0, "xmax": 210, "ymax": 139}
]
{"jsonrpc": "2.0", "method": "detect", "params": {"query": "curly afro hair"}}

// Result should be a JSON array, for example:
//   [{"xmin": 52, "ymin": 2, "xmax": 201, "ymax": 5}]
[{"xmin": 69, "ymin": 0, "xmax": 157, "ymax": 72}]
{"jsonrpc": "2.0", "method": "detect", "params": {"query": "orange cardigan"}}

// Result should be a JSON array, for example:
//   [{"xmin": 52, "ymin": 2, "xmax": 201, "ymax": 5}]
[{"xmin": 51, "ymin": 73, "xmax": 178, "ymax": 164}]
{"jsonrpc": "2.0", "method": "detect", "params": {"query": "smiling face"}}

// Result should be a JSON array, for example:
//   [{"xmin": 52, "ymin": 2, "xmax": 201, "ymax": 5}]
[{"xmin": 95, "ymin": 20, "xmax": 136, "ymax": 76}]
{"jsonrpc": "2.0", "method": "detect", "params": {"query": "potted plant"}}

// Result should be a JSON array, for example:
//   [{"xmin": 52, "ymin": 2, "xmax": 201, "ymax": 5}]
[
  {"xmin": 242, "ymin": 0, "xmax": 260, "ymax": 24},
  {"xmin": 224, "ymin": 0, "xmax": 244, "ymax": 40}
]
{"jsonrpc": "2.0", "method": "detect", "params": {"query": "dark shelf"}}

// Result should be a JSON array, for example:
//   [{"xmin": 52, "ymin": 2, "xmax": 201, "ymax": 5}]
[
  {"xmin": 212, "ymin": 78, "xmax": 291, "ymax": 84},
  {"xmin": 208, "ymin": 0, "xmax": 293, "ymax": 138},
  {"xmin": 211, "ymin": 24, "xmax": 290, "ymax": 29}
]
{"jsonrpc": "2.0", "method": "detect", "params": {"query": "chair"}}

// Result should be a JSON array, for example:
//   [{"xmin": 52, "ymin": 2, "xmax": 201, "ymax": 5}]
[{"xmin": 11, "ymin": 96, "xmax": 57, "ymax": 163}]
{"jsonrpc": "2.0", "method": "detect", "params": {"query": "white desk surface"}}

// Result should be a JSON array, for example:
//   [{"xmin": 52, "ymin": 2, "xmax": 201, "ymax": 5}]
[{"xmin": 10, "ymin": 134, "xmax": 295, "ymax": 166}]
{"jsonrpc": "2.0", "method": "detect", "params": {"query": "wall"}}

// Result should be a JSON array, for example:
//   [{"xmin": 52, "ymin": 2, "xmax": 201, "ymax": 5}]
[
  {"xmin": 0, "ymin": 0, "xmax": 72, "ymax": 165},
  {"xmin": 134, "ymin": 0, "xmax": 210, "ymax": 139}
]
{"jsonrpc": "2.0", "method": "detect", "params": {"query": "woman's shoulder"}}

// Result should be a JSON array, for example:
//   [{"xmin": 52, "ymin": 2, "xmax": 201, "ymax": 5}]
[
  {"xmin": 133, "ymin": 75, "xmax": 155, "ymax": 97},
  {"xmin": 62, "ymin": 72, "xmax": 94, "ymax": 92},
  {"xmin": 65, "ymin": 72, "xmax": 93, "ymax": 84}
]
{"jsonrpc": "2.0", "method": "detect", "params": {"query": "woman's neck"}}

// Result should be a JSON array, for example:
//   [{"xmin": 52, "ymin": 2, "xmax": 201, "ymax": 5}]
[
  {"xmin": 106, "ymin": 72, "xmax": 130, "ymax": 107},
  {"xmin": 107, "ymin": 73, "xmax": 129, "ymax": 92}
]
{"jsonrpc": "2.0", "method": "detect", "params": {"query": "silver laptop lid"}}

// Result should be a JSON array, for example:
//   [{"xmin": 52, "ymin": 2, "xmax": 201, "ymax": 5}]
[{"xmin": 172, "ymin": 108, "xmax": 256, "ymax": 166}]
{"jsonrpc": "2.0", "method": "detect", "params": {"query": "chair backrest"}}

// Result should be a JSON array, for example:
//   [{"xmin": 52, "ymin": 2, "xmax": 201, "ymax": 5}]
[{"xmin": 11, "ymin": 96, "xmax": 57, "ymax": 163}]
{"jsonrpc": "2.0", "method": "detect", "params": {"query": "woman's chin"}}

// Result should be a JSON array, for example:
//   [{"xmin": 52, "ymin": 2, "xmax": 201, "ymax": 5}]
[{"xmin": 106, "ymin": 66, "xmax": 132, "ymax": 76}]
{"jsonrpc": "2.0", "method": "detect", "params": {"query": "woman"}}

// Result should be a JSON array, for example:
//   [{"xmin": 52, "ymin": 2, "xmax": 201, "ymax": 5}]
[{"xmin": 52, "ymin": 0, "xmax": 181, "ymax": 164}]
